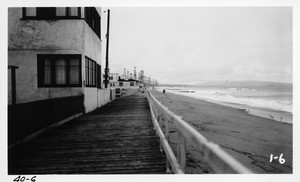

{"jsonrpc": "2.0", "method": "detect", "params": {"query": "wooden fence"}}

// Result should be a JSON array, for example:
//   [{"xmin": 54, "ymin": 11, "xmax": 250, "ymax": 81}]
[
  {"xmin": 146, "ymin": 90, "xmax": 252, "ymax": 174},
  {"xmin": 8, "ymin": 95, "xmax": 84, "ymax": 146}
]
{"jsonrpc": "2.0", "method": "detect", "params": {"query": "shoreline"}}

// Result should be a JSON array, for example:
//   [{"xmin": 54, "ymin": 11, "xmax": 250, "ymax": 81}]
[
  {"xmin": 151, "ymin": 90, "xmax": 293, "ymax": 174},
  {"xmin": 162, "ymin": 89, "xmax": 293, "ymax": 124}
]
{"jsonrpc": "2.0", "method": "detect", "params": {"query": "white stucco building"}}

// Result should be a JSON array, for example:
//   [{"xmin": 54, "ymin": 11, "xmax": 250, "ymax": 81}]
[
  {"xmin": 8, "ymin": 7, "xmax": 117, "ymax": 146},
  {"xmin": 8, "ymin": 7, "xmax": 113, "ymax": 113},
  {"xmin": 108, "ymin": 73, "xmax": 120, "ymax": 87}
]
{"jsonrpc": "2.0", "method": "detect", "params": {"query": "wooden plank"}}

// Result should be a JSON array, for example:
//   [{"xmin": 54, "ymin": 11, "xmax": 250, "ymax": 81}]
[
  {"xmin": 177, "ymin": 131, "xmax": 186, "ymax": 173},
  {"xmin": 165, "ymin": 115, "xmax": 170, "ymax": 141}
]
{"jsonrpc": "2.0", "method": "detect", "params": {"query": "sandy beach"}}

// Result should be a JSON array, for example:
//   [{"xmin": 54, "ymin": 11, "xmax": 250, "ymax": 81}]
[{"xmin": 150, "ymin": 90, "xmax": 293, "ymax": 174}]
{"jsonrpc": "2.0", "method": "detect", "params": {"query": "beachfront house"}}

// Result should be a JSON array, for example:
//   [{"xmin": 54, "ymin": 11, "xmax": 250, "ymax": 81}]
[
  {"xmin": 108, "ymin": 73, "xmax": 119, "ymax": 87},
  {"xmin": 106, "ymin": 69, "xmax": 140, "ymax": 89},
  {"xmin": 8, "ymin": 7, "xmax": 114, "ymax": 146}
]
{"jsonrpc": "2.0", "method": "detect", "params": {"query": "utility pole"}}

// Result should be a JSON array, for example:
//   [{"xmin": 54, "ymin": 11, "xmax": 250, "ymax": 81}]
[{"xmin": 104, "ymin": 9, "xmax": 110, "ymax": 88}]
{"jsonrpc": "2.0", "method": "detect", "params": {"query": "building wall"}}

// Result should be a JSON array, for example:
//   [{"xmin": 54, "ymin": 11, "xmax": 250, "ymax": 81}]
[
  {"xmin": 8, "ymin": 9, "xmax": 85, "ymax": 51},
  {"xmin": 110, "ymin": 88, "xmax": 116, "ymax": 101},
  {"xmin": 82, "ymin": 11, "xmax": 101, "ymax": 62},
  {"xmin": 84, "ymin": 88, "xmax": 114, "ymax": 114},
  {"xmin": 97, "ymin": 88, "xmax": 112, "ymax": 108},
  {"xmin": 111, "ymin": 73, "xmax": 119, "ymax": 83},
  {"xmin": 84, "ymin": 87, "xmax": 98, "ymax": 113},
  {"xmin": 8, "ymin": 8, "xmax": 87, "ymax": 104},
  {"xmin": 81, "ymin": 8, "xmax": 102, "ymax": 113},
  {"xmin": 8, "ymin": 50, "xmax": 84, "ymax": 104}
]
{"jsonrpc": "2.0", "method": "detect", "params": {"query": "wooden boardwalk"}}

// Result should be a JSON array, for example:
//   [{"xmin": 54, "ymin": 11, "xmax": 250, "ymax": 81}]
[{"xmin": 8, "ymin": 92, "xmax": 166, "ymax": 174}]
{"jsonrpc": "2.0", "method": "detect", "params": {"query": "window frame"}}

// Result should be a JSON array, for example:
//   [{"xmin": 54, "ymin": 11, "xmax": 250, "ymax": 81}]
[
  {"xmin": 37, "ymin": 54, "xmax": 82, "ymax": 87},
  {"xmin": 22, "ymin": 7, "xmax": 81, "ymax": 20},
  {"xmin": 85, "ymin": 56, "xmax": 99, "ymax": 88},
  {"xmin": 97, "ymin": 64, "xmax": 101, "ymax": 89}
]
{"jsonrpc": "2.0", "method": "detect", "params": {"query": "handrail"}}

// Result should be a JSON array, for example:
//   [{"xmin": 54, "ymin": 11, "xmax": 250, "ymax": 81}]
[{"xmin": 146, "ymin": 90, "xmax": 252, "ymax": 174}]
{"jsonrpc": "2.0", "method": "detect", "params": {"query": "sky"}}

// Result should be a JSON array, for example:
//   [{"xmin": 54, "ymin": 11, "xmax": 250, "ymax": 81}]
[{"xmin": 103, "ymin": 7, "xmax": 292, "ymax": 84}]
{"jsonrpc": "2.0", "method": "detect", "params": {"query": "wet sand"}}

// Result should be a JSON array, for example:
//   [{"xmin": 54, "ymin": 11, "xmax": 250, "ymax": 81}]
[{"xmin": 151, "ymin": 90, "xmax": 292, "ymax": 174}]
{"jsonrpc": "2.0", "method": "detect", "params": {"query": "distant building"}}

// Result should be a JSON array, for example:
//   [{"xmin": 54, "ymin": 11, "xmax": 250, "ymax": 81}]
[
  {"xmin": 133, "ymin": 67, "xmax": 137, "ymax": 80},
  {"xmin": 108, "ymin": 73, "xmax": 119, "ymax": 87},
  {"xmin": 137, "ymin": 70, "xmax": 158, "ymax": 88},
  {"xmin": 103, "ymin": 68, "xmax": 158, "ymax": 96},
  {"xmin": 117, "ymin": 78, "xmax": 139, "ymax": 89},
  {"xmin": 138, "ymin": 70, "xmax": 145, "ymax": 83}
]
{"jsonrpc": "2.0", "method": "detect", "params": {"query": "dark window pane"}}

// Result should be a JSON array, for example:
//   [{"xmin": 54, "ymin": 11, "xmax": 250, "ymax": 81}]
[
  {"xmin": 37, "ymin": 7, "xmax": 56, "ymax": 18},
  {"xmin": 97, "ymin": 64, "xmax": 101, "ymax": 88},
  {"xmin": 55, "ymin": 58, "xmax": 67, "ymax": 84},
  {"xmin": 56, "ymin": 7, "xmax": 67, "ymax": 16},
  {"xmin": 85, "ymin": 58, "xmax": 89, "ymax": 86},
  {"xmin": 44, "ymin": 58, "xmax": 51, "ymax": 84},
  {"xmin": 92, "ymin": 62, "xmax": 96, "ymax": 85},
  {"xmin": 25, "ymin": 7, "xmax": 36, "ymax": 16},
  {"xmin": 69, "ymin": 58, "xmax": 80, "ymax": 84},
  {"xmin": 69, "ymin": 7, "xmax": 78, "ymax": 16}
]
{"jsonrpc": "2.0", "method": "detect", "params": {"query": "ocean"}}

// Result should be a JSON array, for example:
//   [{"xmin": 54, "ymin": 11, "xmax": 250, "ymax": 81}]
[{"xmin": 157, "ymin": 81, "xmax": 293, "ymax": 124}]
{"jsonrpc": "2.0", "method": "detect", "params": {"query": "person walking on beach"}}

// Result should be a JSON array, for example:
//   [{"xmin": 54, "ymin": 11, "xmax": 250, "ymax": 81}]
[{"xmin": 163, "ymin": 89, "xmax": 166, "ymax": 94}]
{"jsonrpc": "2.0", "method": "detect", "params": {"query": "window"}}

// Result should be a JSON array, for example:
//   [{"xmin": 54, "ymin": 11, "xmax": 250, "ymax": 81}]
[
  {"xmin": 85, "ymin": 57, "xmax": 98, "ymax": 87},
  {"xmin": 97, "ymin": 64, "xmax": 101, "ymax": 89},
  {"xmin": 38, "ymin": 54, "xmax": 81, "ymax": 87},
  {"xmin": 119, "ymin": 82, "xmax": 123, "ymax": 87},
  {"xmin": 84, "ymin": 7, "xmax": 101, "ymax": 39},
  {"xmin": 37, "ymin": 7, "xmax": 56, "ymax": 19},
  {"xmin": 22, "ymin": 7, "xmax": 81, "ymax": 20},
  {"xmin": 130, "ymin": 82, "xmax": 134, "ymax": 86}
]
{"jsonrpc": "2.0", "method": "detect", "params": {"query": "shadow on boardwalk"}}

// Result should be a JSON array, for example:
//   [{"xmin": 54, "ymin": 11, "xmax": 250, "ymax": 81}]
[{"xmin": 8, "ymin": 92, "xmax": 166, "ymax": 174}]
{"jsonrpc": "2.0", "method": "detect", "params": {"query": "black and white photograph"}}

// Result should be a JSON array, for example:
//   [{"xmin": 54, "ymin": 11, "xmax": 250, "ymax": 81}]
[{"xmin": 2, "ymin": 0, "xmax": 300, "ymax": 182}]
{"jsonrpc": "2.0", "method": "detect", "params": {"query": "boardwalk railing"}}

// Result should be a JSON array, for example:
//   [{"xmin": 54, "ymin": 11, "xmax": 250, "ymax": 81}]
[{"xmin": 146, "ymin": 90, "xmax": 252, "ymax": 174}]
